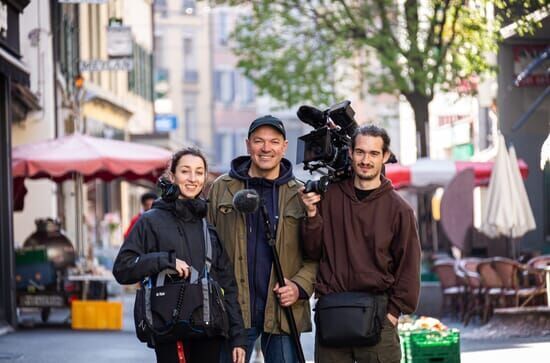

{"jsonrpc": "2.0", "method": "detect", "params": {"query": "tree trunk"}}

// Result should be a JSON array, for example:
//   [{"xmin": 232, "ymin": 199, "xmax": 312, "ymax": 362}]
[{"xmin": 405, "ymin": 93, "xmax": 432, "ymax": 158}]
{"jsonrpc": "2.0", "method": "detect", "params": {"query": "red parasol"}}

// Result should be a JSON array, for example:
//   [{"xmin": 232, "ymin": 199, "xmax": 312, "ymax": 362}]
[
  {"xmin": 12, "ymin": 133, "xmax": 172, "ymax": 257},
  {"xmin": 12, "ymin": 133, "xmax": 171, "ymax": 183}
]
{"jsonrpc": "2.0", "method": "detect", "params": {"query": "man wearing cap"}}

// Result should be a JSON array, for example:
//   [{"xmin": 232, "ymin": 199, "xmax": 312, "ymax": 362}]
[{"xmin": 208, "ymin": 115, "xmax": 317, "ymax": 363}]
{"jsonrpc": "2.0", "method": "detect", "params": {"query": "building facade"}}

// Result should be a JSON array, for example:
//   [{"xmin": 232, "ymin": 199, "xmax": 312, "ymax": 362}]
[
  {"xmin": 497, "ymin": 15, "xmax": 550, "ymax": 252},
  {"xmin": 153, "ymin": 0, "xmax": 214, "ymax": 154},
  {"xmin": 0, "ymin": 0, "xmax": 32, "ymax": 329}
]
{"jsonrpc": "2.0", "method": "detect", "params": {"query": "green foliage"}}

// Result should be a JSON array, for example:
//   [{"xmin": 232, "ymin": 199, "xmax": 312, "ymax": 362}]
[{"xmin": 227, "ymin": 0, "xmax": 548, "ymax": 109}]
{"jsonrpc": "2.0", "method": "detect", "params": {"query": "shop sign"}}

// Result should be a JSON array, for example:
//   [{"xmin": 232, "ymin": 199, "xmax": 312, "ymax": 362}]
[
  {"xmin": 79, "ymin": 58, "xmax": 134, "ymax": 72},
  {"xmin": 107, "ymin": 25, "xmax": 133, "ymax": 58}
]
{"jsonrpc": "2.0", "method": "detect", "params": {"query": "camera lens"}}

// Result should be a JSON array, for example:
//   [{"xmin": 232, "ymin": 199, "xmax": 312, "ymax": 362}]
[{"xmin": 304, "ymin": 176, "xmax": 330, "ymax": 195}]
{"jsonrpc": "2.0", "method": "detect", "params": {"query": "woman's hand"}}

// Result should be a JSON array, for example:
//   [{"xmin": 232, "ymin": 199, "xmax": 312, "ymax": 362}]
[
  {"xmin": 232, "ymin": 347, "xmax": 245, "ymax": 363},
  {"xmin": 175, "ymin": 258, "xmax": 190, "ymax": 279}
]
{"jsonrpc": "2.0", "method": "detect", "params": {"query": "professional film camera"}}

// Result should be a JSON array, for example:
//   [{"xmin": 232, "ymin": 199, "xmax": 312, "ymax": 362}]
[{"xmin": 296, "ymin": 100, "xmax": 358, "ymax": 194}]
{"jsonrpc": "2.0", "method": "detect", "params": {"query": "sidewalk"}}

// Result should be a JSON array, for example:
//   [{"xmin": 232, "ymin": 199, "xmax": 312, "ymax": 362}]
[
  {"xmin": 0, "ymin": 294, "xmax": 548, "ymax": 362},
  {"xmin": 444, "ymin": 317, "xmax": 550, "ymax": 362}
]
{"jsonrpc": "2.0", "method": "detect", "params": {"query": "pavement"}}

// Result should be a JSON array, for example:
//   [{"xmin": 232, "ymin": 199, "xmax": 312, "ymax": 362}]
[{"xmin": 0, "ymin": 293, "xmax": 549, "ymax": 362}]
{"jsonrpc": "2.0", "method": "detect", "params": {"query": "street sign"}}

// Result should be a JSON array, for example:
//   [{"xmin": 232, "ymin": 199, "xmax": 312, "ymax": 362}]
[
  {"xmin": 155, "ymin": 114, "xmax": 178, "ymax": 132},
  {"xmin": 58, "ymin": 0, "xmax": 108, "ymax": 4},
  {"xmin": 79, "ymin": 58, "xmax": 134, "ymax": 72},
  {"xmin": 107, "ymin": 25, "xmax": 133, "ymax": 58}
]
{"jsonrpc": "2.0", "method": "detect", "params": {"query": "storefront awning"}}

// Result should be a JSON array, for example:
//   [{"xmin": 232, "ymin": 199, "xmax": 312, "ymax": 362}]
[
  {"xmin": 0, "ymin": 47, "xmax": 30, "ymax": 86},
  {"xmin": 12, "ymin": 82, "xmax": 41, "ymax": 123},
  {"xmin": 82, "ymin": 86, "xmax": 133, "ymax": 130}
]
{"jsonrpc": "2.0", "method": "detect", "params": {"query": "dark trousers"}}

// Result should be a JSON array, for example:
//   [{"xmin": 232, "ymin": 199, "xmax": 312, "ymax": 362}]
[
  {"xmin": 155, "ymin": 337, "xmax": 223, "ymax": 363},
  {"xmin": 315, "ymin": 317, "xmax": 401, "ymax": 363}
]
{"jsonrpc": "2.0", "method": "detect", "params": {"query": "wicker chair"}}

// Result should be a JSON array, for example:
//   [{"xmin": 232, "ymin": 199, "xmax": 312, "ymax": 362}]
[
  {"xmin": 433, "ymin": 259, "xmax": 465, "ymax": 318},
  {"xmin": 524, "ymin": 255, "xmax": 550, "ymax": 306},
  {"xmin": 458, "ymin": 258, "xmax": 483, "ymax": 326},
  {"xmin": 491, "ymin": 257, "xmax": 542, "ymax": 307},
  {"xmin": 477, "ymin": 259, "xmax": 504, "ymax": 323}
]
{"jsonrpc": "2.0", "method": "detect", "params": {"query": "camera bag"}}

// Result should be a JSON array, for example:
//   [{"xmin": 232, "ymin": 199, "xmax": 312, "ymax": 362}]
[
  {"xmin": 314, "ymin": 291, "xmax": 387, "ymax": 348},
  {"xmin": 133, "ymin": 219, "xmax": 229, "ymax": 345}
]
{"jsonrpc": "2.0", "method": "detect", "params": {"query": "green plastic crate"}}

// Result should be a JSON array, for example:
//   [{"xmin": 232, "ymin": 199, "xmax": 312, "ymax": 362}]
[
  {"xmin": 400, "ymin": 329, "xmax": 460, "ymax": 363},
  {"xmin": 15, "ymin": 248, "xmax": 48, "ymax": 265}
]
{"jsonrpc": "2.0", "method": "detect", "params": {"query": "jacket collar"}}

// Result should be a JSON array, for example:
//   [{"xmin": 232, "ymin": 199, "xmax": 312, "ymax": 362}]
[{"xmin": 220, "ymin": 174, "xmax": 300, "ymax": 205}]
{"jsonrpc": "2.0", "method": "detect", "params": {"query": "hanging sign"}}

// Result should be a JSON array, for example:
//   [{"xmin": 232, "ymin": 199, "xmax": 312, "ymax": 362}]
[{"xmin": 79, "ymin": 58, "xmax": 134, "ymax": 72}]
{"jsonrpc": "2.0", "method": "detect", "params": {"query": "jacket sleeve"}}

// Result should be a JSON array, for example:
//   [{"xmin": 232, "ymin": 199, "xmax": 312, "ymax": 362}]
[
  {"xmin": 387, "ymin": 208, "xmax": 421, "ymax": 317},
  {"xmin": 290, "ymin": 256, "xmax": 318, "ymax": 298},
  {"xmin": 301, "ymin": 212, "xmax": 324, "ymax": 261},
  {"xmin": 291, "ymin": 200, "xmax": 319, "ymax": 297},
  {"xmin": 112, "ymin": 217, "xmax": 176, "ymax": 285},
  {"xmin": 211, "ymin": 229, "xmax": 247, "ymax": 349},
  {"xmin": 207, "ymin": 180, "xmax": 219, "ymax": 227}
]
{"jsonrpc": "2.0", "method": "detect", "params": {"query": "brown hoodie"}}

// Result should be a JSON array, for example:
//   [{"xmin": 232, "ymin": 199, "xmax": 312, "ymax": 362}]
[{"xmin": 302, "ymin": 176, "xmax": 421, "ymax": 317}]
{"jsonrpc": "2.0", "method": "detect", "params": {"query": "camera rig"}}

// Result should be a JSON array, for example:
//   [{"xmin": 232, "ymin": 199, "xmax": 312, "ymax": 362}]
[{"xmin": 296, "ymin": 100, "xmax": 358, "ymax": 194}]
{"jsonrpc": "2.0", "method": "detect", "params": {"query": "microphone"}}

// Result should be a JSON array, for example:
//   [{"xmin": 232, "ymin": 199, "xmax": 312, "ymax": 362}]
[
  {"xmin": 297, "ymin": 105, "xmax": 327, "ymax": 129},
  {"xmin": 232, "ymin": 189, "xmax": 261, "ymax": 214}
]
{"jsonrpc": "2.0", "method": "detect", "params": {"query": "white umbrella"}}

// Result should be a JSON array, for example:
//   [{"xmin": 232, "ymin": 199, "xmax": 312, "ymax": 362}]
[{"xmin": 480, "ymin": 134, "xmax": 536, "ymax": 257}]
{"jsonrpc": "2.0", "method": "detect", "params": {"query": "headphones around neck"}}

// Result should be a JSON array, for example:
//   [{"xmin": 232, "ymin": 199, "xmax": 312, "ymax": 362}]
[{"xmin": 157, "ymin": 177, "xmax": 181, "ymax": 202}]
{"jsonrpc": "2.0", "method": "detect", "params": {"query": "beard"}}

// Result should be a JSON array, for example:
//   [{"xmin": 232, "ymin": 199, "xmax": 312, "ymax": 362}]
[
  {"xmin": 356, "ymin": 172, "xmax": 378, "ymax": 181},
  {"xmin": 354, "ymin": 162, "xmax": 380, "ymax": 181}
]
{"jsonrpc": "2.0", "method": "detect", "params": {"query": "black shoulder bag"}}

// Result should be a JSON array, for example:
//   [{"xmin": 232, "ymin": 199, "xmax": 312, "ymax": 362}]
[
  {"xmin": 314, "ymin": 291, "xmax": 387, "ymax": 348},
  {"xmin": 134, "ymin": 219, "xmax": 229, "ymax": 345}
]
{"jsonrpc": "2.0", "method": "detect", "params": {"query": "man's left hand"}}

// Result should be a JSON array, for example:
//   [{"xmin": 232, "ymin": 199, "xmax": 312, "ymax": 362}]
[
  {"xmin": 386, "ymin": 313, "xmax": 398, "ymax": 327},
  {"xmin": 273, "ymin": 278, "xmax": 299, "ymax": 307}
]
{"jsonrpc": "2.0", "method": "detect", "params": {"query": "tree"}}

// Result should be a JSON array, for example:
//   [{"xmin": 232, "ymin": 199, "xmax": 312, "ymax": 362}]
[{"xmin": 227, "ymin": 0, "xmax": 547, "ymax": 157}]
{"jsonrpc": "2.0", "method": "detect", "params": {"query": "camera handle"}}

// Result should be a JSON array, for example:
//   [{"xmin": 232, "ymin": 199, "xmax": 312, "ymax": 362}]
[{"xmin": 259, "ymin": 202, "xmax": 306, "ymax": 363}]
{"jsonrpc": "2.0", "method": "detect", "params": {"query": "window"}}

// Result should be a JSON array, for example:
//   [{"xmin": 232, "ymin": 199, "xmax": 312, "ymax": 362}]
[
  {"xmin": 242, "ymin": 76, "xmax": 255, "ymax": 104},
  {"xmin": 182, "ymin": 0, "xmax": 196, "ymax": 15},
  {"xmin": 215, "ymin": 132, "xmax": 234, "ymax": 167},
  {"xmin": 183, "ymin": 93, "xmax": 198, "ymax": 142},
  {"xmin": 182, "ymin": 36, "xmax": 198, "ymax": 83},
  {"xmin": 183, "ymin": 70, "xmax": 199, "ymax": 83},
  {"xmin": 214, "ymin": 70, "xmax": 234, "ymax": 104},
  {"xmin": 154, "ymin": 0, "xmax": 167, "ymax": 17},
  {"xmin": 218, "ymin": 11, "xmax": 228, "ymax": 46},
  {"xmin": 183, "ymin": 37, "xmax": 193, "ymax": 56},
  {"xmin": 154, "ymin": 35, "xmax": 163, "ymax": 67},
  {"xmin": 128, "ymin": 42, "xmax": 153, "ymax": 101}
]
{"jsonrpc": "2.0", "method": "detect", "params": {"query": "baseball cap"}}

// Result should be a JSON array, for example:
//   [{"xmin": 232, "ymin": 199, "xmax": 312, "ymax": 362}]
[{"xmin": 247, "ymin": 115, "xmax": 286, "ymax": 139}]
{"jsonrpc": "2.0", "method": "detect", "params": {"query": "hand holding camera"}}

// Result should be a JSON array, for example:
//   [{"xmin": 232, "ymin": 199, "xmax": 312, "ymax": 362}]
[{"xmin": 298, "ymin": 187, "xmax": 321, "ymax": 218}]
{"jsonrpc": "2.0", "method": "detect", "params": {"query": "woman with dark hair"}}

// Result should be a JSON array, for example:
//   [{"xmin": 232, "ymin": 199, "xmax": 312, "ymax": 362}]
[{"xmin": 113, "ymin": 147, "xmax": 246, "ymax": 363}]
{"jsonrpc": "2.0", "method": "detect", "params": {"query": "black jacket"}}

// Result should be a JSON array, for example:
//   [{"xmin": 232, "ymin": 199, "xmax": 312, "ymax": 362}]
[{"xmin": 113, "ymin": 198, "xmax": 247, "ymax": 348}]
